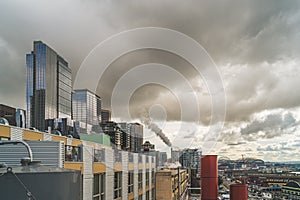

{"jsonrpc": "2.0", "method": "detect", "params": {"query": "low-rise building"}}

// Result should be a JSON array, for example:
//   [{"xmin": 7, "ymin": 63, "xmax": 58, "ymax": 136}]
[
  {"xmin": 282, "ymin": 180, "xmax": 300, "ymax": 199},
  {"xmin": 155, "ymin": 168, "xmax": 188, "ymax": 200},
  {"xmin": 0, "ymin": 124, "xmax": 156, "ymax": 200}
]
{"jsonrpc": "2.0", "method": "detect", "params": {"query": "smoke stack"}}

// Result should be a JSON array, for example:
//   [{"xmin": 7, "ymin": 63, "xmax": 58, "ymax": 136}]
[
  {"xmin": 201, "ymin": 155, "xmax": 218, "ymax": 200},
  {"xmin": 230, "ymin": 184, "xmax": 248, "ymax": 200}
]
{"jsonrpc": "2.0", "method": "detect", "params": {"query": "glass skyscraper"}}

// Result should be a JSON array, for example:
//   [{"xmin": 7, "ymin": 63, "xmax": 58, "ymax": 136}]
[
  {"xmin": 72, "ymin": 89, "xmax": 101, "ymax": 133},
  {"xmin": 26, "ymin": 41, "xmax": 72, "ymax": 131}
]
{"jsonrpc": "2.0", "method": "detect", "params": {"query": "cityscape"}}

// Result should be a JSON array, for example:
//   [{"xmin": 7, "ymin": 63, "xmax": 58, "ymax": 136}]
[{"xmin": 0, "ymin": 1, "xmax": 300, "ymax": 200}]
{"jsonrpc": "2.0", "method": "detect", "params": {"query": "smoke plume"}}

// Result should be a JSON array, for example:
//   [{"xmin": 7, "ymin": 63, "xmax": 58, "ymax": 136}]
[{"xmin": 140, "ymin": 108, "xmax": 172, "ymax": 147}]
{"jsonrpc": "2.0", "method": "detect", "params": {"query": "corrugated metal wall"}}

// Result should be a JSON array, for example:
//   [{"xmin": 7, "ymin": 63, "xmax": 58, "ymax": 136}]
[
  {"xmin": 10, "ymin": 127, "xmax": 23, "ymax": 140},
  {"xmin": 0, "ymin": 140, "xmax": 64, "ymax": 167}
]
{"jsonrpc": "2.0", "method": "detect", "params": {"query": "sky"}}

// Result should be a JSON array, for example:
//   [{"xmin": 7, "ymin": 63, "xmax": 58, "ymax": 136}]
[{"xmin": 0, "ymin": 0, "xmax": 300, "ymax": 161}]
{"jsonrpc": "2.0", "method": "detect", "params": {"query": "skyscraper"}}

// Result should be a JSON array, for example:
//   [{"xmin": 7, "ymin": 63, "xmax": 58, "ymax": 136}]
[
  {"xmin": 26, "ymin": 41, "xmax": 72, "ymax": 131},
  {"xmin": 100, "ymin": 109, "xmax": 111, "ymax": 123},
  {"xmin": 130, "ymin": 123, "xmax": 143, "ymax": 152},
  {"xmin": 118, "ymin": 122, "xmax": 131, "ymax": 151},
  {"xmin": 72, "ymin": 89, "xmax": 101, "ymax": 134}
]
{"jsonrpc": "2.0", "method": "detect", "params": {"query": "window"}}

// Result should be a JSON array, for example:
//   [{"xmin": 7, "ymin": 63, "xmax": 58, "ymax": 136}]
[
  {"xmin": 128, "ymin": 171, "xmax": 134, "ymax": 194},
  {"xmin": 151, "ymin": 170, "xmax": 155, "ymax": 185},
  {"xmin": 114, "ymin": 172, "xmax": 122, "ymax": 199},
  {"xmin": 152, "ymin": 189, "xmax": 155, "ymax": 200},
  {"xmin": 138, "ymin": 194, "xmax": 143, "ymax": 200},
  {"xmin": 93, "ymin": 173, "xmax": 105, "ymax": 200},
  {"xmin": 65, "ymin": 146, "xmax": 81, "ymax": 162},
  {"xmin": 146, "ymin": 171, "xmax": 149, "ymax": 187},
  {"xmin": 138, "ymin": 170, "xmax": 143, "ymax": 189}
]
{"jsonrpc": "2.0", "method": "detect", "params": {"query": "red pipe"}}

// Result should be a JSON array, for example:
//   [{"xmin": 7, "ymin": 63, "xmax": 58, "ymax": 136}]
[
  {"xmin": 201, "ymin": 155, "xmax": 218, "ymax": 200},
  {"xmin": 230, "ymin": 184, "xmax": 248, "ymax": 200}
]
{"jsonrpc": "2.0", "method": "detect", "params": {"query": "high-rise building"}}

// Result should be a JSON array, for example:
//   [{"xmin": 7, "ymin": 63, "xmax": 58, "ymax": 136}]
[
  {"xmin": 101, "ymin": 122, "xmax": 143, "ymax": 152},
  {"xmin": 26, "ymin": 41, "xmax": 72, "ymax": 131},
  {"xmin": 118, "ymin": 122, "xmax": 131, "ymax": 151},
  {"xmin": 0, "ymin": 104, "xmax": 16, "ymax": 126},
  {"xmin": 130, "ymin": 123, "xmax": 143, "ymax": 153},
  {"xmin": 101, "ymin": 109, "xmax": 111, "ymax": 123},
  {"xmin": 16, "ymin": 109, "xmax": 26, "ymax": 128},
  {"xmin": 72, "ymin": 89, "xmax": 101, "ymax": 134},
  {"xmin": 171, "ymin": 148, "xmax": 181, "ymax": 163},
  {"xmin": 179, "ymin": 148, "xmax": 201, "ymax": 170},
  {"xmin": 101, "ymin": 121, "xmax": 122, "ymax": 150},
  {"xmin": 159, "ymin": 152, "xmax": 168, "ymax": 166},
  {"xmin": 179, "ymin": 148, "xmax": 201, "ymax": 194}
]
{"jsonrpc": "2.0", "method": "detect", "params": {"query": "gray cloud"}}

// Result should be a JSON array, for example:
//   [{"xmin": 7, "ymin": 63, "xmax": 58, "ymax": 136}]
[
  {"xmin": 241, "ymin": 111, "xmax": 299, "ymax": 140},
  {"xmin": 257, "ymin": 144, "xmax": 295, "ymax": 152},
  {"xmin": 0, "ymin": 0, "xmax": 300, "ymax": 153}
]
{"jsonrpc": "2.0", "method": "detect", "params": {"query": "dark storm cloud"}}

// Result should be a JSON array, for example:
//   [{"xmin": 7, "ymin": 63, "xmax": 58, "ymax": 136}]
[
  {"xmin": 0, "ymin": 0, "xmax": 299, "ymax": 129},
  {"xmin": 241, "ymin": 111, "xmax": 299, "ymax": 140}
]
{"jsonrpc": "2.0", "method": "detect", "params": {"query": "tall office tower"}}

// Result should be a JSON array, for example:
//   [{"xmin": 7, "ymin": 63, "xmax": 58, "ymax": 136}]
[
  {"xmin": 100, "ymin": 109, "xmax": 111, "ymax": 123},
  {"xmin": 118, "ymin": 122, "xmax": 131, "ymax": 151},
  {"xmin": 0, "ymin": 104, "xmax": 16, "ymax": 126},
  {"xmin": 130, "ymin": 123, "xmax": 143, "ymax": 152},
  {"xmin": 16, "ymin": 109, "xmax": 26, "ymax": 128},
  {"xmin": 26, "ymin": 41, "xmax": 72, "ymax": 131},
  {"xmin": 72, "ymin": 89, "xmax": 101, "ymax": 133}
]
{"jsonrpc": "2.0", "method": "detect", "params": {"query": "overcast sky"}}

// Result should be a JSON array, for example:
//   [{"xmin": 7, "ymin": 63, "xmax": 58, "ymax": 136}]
[{"xmin": 0, "ymin": 0, "xmax": 300, "ymax": 161}]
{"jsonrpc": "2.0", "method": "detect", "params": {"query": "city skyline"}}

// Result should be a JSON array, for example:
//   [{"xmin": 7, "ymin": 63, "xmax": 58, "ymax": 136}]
[{"xmin": 0, "ymin": 0, "xmax": 300, "ymax": 161}]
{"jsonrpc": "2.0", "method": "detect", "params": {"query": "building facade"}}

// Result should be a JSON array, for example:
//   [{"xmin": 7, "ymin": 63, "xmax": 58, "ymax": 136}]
[
  {"xmin": 282, "ymin": 180, "xmax": 300, "ymax": 199},
  {"xmin": 26, "ymin": 41, "xmax": 72, "ymax": 131},
  {"xmin": 0, "ymin": 104, "xmax": 16, "ymax": 126},
  {"xmin": 72, "ymin": 89, "xmax": 101, "ymax": 134},
  {"xmin": 101, "ymin": 109, "xmax": 111, "ymax": 123},
  {"xmin": 171, "ymin": 148, "xmax": 181, "ymax": 163},
  {"xmin": 155, "ymin": 168, "xmax": 189, "ymax": 200},
  {"xmin": 130, "ymin": 123, "xmax": 143, "ymax": 153},
  {"xmin": 0, "ymin": 124, "xmax": 156, "ymax": 200},
  {"xmin": 119, "ymin": 122, "xmax": 131, "ymax": 151},
  {"xmin": 16, "ymin": 109, "xmax": 26, "ymax": 128},
  {"xmin": 179, "ymin": 148, "xmax": 201, "ymax": 171},
  {"xmin": 101, "ymin": 121, "xmax": 123, "ymax": 150}
]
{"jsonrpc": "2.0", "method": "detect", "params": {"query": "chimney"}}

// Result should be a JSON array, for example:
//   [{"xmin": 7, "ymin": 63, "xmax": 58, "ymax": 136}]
[
  {"xmin": 230, "ymin": 184, "xmax": 248, "ymax": 200},
  {"xmin": 201, "ymin": 155, "xmax": 218, "ymax": 200}
]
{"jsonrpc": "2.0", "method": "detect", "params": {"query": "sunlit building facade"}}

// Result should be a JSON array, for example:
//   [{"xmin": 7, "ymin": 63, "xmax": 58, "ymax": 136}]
[{"xmin": 0, "ymin": 104, "xmax": 16, "ymax": 126}]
